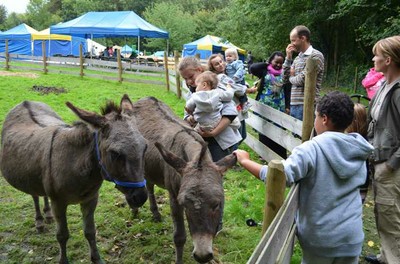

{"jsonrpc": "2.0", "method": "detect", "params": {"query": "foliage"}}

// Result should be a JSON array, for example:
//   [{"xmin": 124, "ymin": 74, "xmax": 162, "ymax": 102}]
[
  {"xmin": 143, "ymin": 2, "xmax": 196, "ymax": 52},
  {"xmin": 1, "ymin": 0, "xmax": 400, "ymax": 88}
]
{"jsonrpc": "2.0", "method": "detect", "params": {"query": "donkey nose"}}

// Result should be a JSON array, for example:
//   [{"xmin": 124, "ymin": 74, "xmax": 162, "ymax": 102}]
[
  {"xmin": 126, "ymin": 187, "xmax": 148, "ymax": 208},
  {"xmin": 193, "ymin": 252, "xmax": 213, "ymax": 263}
]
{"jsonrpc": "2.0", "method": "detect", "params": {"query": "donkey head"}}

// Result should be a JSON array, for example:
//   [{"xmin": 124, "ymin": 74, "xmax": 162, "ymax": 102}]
[
  {"xmin": 66, "ymin": 94, "xmax": 148, "ymax": 208},
  {"xmin": 155, "ymin": 142, "xmax": 236, "ymax": 263}
]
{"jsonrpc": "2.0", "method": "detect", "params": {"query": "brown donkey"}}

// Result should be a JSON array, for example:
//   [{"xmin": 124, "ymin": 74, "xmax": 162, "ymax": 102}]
[
  {"xmin": 132, "ymin": 97, "xmax": 236, "ymax": 264},
  {"xmin": 0, "ymin": 94, "xmax": 148, "ymax": 264}
]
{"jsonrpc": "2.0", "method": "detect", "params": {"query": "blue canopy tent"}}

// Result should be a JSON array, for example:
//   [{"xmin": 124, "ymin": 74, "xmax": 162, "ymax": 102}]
[
  {"xmin": 0, "ymin": 23, "xmax": 38, "ymax": 55},
  {"xmin": 50, "ymin": 11, "xmax": 169, "ymax": 54},
  {"xmin": 121, "ymin": 44, "xmax": 133, "ymax": 54},
  {"xmin": 31, "ymin": 28, "xmax": 87, "ymax": 57},
  {"xmin": 183, "ymin": 35, "xmax": 246, "ymax": 61}
]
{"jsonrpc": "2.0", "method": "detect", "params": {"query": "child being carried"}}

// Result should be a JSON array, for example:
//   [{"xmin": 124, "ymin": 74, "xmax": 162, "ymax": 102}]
[{"xmin": 185, "ymin": 71, "xmax": 240, "ymax": 132}]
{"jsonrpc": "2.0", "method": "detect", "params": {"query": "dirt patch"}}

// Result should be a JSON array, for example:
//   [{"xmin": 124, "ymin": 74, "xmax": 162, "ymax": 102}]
[
  {"xmin": 0, "ymin": 71, "xmax": 39, "ymax": 78},
  {"xmin": 31, "ymin": 85, "xmax": 68, "ymax": 95}
]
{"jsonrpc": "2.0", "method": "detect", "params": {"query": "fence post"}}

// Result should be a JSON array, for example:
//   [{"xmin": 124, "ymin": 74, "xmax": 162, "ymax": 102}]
[
  {"xmin": 174, "ymin": 51, "xmax": 181, "ymax": 99},
  {"xmin": 302, "ymin": 57, "xmax": 317, "ymax": 142},
  {"xmin": 164, "ymin": 51, "xmax": 170, "ymax": 92},
  {"xmin": 262, "ymin": 160, "xmax": 286, "ymax": 234},
  {"xmin": 42, "ymin": 41, "xmax": 48, "ymax": 74},
  {"xmin": 117, "ymin": 49, "xmax": 122, "ymax": 82},
  {"xmin": 78, "ymin": 44, "xmax": 84, "ymax": 77},
  {"xmin": 5, "ymin": 40, "xmax": 9, "ymax": 70}
]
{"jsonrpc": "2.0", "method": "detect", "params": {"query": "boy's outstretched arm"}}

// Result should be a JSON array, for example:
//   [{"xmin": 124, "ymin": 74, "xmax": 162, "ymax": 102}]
[{"xmin": 234, "ymin": 150, "xmax": 265, "ymax": 181}]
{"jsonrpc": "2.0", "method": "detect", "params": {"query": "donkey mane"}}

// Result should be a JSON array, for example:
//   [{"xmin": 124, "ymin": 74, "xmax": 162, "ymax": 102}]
[{"xmin": 100, "ymin": 100, "xmax": 122, "ymax": 116}]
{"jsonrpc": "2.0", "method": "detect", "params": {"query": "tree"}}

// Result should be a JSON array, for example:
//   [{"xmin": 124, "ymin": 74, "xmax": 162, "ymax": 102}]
[
  {"xmin": 0, "ymin": 5, "xmax": 7, "ymax": 30},
  {"xmin": 143, "ymin": 2, "xmax": 196, "ymax": 53}
]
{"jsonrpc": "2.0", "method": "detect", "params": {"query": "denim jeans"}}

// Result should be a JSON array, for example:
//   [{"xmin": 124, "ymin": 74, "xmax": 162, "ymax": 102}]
[{"xmin": 290, "ymin": 105, "xmax": 304, "ymax": 121}]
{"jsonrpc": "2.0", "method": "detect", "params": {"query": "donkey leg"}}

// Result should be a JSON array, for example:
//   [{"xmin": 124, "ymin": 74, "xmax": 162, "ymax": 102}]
[
  {"xmin": 80, "ymin": 195, "xmax": 103, "ymax": 264},
  {"xmin": 148, "ymin": 182, "xmax": 162, "ymax": 222},
  {"xmin": 169, "ymin": 194, "xmax": 186, "ymax": 264},
  {"xmin": 32, "ymin": 195, "xmax": 45, "ymax": 233},
  {"xmin": 51, "ymin": 201, "xmax": 70, "ymax": 264},
  {"xmin": 43, "ymin": 196, "xmax": 54, "ymax": 223}
]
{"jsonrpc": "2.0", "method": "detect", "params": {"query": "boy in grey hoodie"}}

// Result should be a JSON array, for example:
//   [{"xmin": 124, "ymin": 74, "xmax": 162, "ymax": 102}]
[{"xmin": 235, "ymin": 91, "xmax": 374, "ymax": 264}]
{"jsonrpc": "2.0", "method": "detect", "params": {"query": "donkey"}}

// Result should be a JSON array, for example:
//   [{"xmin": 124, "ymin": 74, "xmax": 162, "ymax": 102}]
[
  {"xmin": 0, "ymin": 94, "xmax": 148, "ymax": 264},
  {"xmin": 131, "ymin": 97, "xmax": 237, "ymax": 264}
]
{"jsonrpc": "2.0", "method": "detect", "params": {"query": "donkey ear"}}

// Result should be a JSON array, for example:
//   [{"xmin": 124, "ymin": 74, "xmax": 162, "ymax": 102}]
[
  {"xmin": 120, "ymin": 94, "xmax": 134, "ymax": 113},
  {"xmin": 154, "ymin": 142, "xmax": 187, "ymax": 175},
  {"xmin": 215, "ymin": 154, "xmax": 237, "ymax": 176},
  {"xmin": 66, "ymin": 102, "xmax": 106, "ymax": 128}
]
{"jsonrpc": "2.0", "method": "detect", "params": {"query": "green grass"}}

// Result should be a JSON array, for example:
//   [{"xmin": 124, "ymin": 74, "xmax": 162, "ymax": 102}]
[{"xmin": 0, "ymin": 69, "xmax": 380, "ymax": 264}]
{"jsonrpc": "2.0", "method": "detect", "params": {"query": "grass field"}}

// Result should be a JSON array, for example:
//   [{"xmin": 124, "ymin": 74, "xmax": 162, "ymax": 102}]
[{"xmin": 0, "ymin": 69, "xmax": 379, "ymax": 263}]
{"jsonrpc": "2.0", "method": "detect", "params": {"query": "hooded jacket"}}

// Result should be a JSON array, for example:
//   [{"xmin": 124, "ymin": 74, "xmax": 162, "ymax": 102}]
[{"xmin": 281, "ymin": 132, "xmax": 373, "ymax": 257}]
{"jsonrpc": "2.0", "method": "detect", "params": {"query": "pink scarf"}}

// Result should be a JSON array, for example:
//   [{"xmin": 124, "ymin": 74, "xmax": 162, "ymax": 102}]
[{"xmin": 268, "ymin": 64, "xmax": 282, "ymax": 76}]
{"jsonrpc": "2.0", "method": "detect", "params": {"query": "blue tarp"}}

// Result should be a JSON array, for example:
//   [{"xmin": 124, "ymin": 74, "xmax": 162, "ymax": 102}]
[
  {"xmin": 50, "ymin": 11, "xmax": 169, "ymax": 39},
  {"xmin": 33, "ymin": 37, "xmax": 87, "ymax": 57},
  {"xmin": 0, "ymin": 24, "xmax": 38, "ymax": 55}
]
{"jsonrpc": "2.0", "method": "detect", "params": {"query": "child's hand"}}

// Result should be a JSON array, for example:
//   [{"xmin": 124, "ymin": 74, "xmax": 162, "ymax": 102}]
[
  {"xmin": 233, "ymin": 149, "xmax": 250, "ymax": 164},
  {"xmin": 185, "ymin": 106, "xmax": 193, "ymax": 115}
]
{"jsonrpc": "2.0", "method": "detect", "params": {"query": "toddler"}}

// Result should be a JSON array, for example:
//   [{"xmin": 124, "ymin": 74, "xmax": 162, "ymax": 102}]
[
  {"xmin": 185, "ymin": 71, "xmax": 240, "ymax": 132},
  {"xmin": 225, "ymin": 48, "xmax": 250, "ymax": 113}
]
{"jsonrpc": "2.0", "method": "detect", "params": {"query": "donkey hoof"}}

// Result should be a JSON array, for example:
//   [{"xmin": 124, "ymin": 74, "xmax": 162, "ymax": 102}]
[
  {"xmin": 36, "ymin": 221, "xmax": 45, "ymax": 233},
  {"xmin": 131, "ymin": 208, "xmax": 139, "ymax": 218},
  {"xmin": 153, "ymin": 214, "xmax": 162, "ymax": 222}
]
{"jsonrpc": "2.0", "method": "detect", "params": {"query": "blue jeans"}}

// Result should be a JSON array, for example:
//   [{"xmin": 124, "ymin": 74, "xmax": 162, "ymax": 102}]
[
  {"xmin": 232, "ymin": 120, "xmax": 247, "ymax": 151},
  {"xmin": 290, "ymin": 105, "xmax": 304, "ymax": 121}
]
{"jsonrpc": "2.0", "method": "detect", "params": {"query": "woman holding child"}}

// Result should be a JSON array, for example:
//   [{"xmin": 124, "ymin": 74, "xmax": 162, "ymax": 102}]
[
  {"xmin": 178, "ymin": 56, "xmax": 242, "ymax": 162},
  {"xmin": 365, "ymin": 35, "xmax": 400, "ymax": 264}
]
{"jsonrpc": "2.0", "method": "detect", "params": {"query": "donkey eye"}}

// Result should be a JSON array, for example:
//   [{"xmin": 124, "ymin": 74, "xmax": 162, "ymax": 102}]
[{"xmin": 212, "ymin": 203, "xmax": 220, "ymax": 211}]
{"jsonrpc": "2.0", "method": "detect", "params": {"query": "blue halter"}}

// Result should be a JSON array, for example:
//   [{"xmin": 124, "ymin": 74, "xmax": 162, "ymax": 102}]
[{"xmin": 94, "ymin": 131, "xmax": 146, "ymax": 188}]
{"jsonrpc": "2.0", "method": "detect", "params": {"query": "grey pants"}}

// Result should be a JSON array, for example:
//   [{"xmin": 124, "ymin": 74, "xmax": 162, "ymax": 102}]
[
  {"xmin": 301, "ymin": 249, "xmax": 358, "ymax": 264},
  {"xmin": 373, "ymin": 162, "xmax": 400, "ymax": 264}
]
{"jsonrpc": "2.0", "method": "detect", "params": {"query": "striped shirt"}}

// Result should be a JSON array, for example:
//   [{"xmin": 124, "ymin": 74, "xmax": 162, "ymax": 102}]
[{"xmin": 283, "ymin": 46, "xmax": 324, "ymax": 105}]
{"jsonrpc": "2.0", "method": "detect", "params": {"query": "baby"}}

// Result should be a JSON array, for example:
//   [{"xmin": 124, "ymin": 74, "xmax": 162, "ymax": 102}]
[{"xmin": 185, "ymin": 71, "xmax": 240, "ymax": 132}]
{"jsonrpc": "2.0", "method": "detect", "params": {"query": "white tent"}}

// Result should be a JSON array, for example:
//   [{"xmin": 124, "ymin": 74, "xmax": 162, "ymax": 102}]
[{"xmin": 87, "ymin": 39, "xmax": 106, "ymax": 56}]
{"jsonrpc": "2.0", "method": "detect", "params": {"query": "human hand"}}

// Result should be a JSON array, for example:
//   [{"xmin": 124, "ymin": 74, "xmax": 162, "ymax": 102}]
[
  {"xmin": 185, "ymin": 115, "xmax": 196, "ymax": 126},
  {"xmin": 233, "ymin": 149, "xmax": 250, "ymax": 165},
  {"xmin": 286, "ymin": 44, "xmax": 296, "ymax": 60},
  {"xmin": 198, "ymin": 129, "xmax": 213, "ymax": 138},
  {"xmin": 185, "ymin": 106, "xmax": 193, "ymax": 115},
  {"xmin": 285, "ymin": 108, "xmax": 290, "ymax": 115},
  {"xmin": 290, "ymin": 67, "xmax": 295, "ymax": 76},
  {"xmin": 247, "ymin": 86, "xmax": 257, "ymax": 94}
]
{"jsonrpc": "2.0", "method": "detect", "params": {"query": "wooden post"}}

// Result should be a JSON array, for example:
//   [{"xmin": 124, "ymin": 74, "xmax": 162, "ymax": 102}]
[
  {"xmin": 79, "ymin": 44, "xmax": 84, "ymax": 77},
  {"xmin": 5, "ymin": 40, "xmax": 9, "ymax": 70},
  {"xmin": 164, "ymin": 51, "xmax": 170, "ymax": 92},
  {"xmin": 262, "ymin": 160, "xmax": 286, "ymax": 234},
  {"xmin": 42, "ymin": 41, "xmax": 48, "ymax": 74},
  {"xmin": 174, "ymin": 51, "xmax": 181, "ymax": 99},
  {"xmin": 302, "ymin": 57, "xmax": 317, "ymax": 143},
  {"xmin": 117, "ymin": 49, "xmax": 122, "ymax": 82},
  {"xmin": 353, "ymin": 66, "xmax": 358, "ymax": 93}
]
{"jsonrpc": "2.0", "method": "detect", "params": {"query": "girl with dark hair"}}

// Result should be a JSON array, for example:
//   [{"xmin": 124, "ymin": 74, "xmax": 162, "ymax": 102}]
[{"xmin": 249, "ymin": 51, "xmax": 289, "ymax": 159}]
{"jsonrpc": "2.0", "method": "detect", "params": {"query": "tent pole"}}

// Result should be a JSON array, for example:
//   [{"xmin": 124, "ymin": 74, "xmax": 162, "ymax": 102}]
[
  {"xmin": 166, "ymin": 39, "xmax": 169, "ymax": 57},
  {"xmin": 138, "ymin": 36, "xmax": 140, "ymax": 56}
]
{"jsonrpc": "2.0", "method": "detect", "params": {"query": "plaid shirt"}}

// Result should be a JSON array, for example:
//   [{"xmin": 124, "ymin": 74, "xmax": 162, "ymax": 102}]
[{"xmin": 283, "ymin": 46, "xmax": 324, "ymax": 105}]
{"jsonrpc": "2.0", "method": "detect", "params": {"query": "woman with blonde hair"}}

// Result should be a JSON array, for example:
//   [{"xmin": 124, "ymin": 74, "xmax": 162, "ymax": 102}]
[{"xmin": 365, "ymin": 35, "xmax": 400, "ymax": 264}]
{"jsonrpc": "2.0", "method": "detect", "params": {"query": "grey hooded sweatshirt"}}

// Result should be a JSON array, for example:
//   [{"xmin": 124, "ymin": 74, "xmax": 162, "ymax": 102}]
[{"xmin": 261, "ymin": 131, "xmax": 373, "ymax": 257}]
